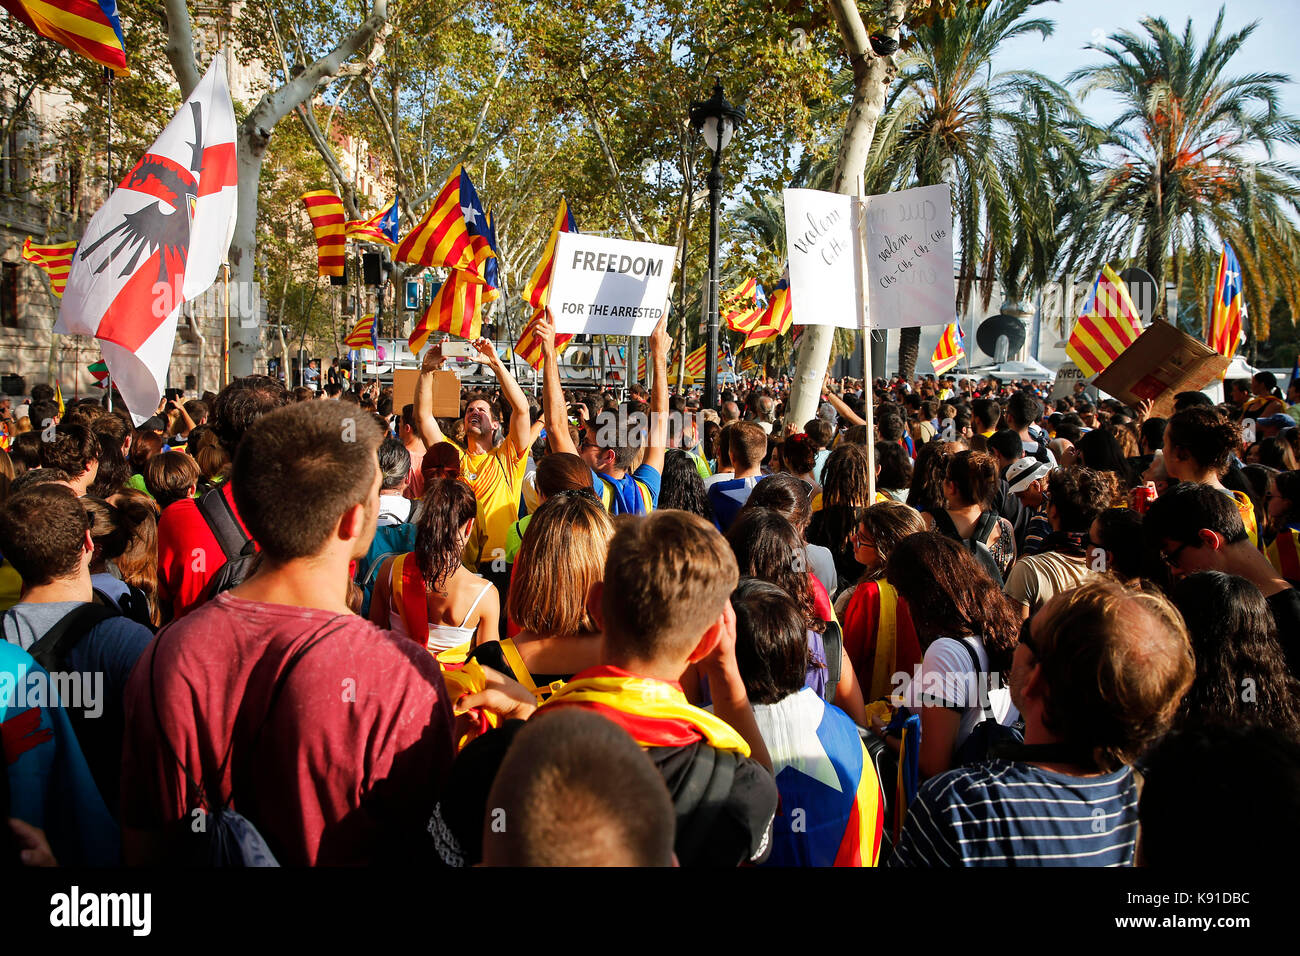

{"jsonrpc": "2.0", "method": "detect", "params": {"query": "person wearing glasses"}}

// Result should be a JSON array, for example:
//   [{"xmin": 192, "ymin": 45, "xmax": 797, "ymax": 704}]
[
  {"xmin": 889, "ymin": 579, "xmax": 1193, "ymax": 867},
  {"xmin": 1144, "ymin": 483, "xmax": 1300, "ymax": 675}
]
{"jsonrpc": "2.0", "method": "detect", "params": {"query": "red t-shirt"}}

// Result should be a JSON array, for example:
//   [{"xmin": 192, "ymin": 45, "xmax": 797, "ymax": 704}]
[
  {"xmin": 120, "ymin": 593, "xmax": 456, "ymax": 865},
  {"xmin": 156, "ymin": 483, "xmax": 253, "ymax": 620}
]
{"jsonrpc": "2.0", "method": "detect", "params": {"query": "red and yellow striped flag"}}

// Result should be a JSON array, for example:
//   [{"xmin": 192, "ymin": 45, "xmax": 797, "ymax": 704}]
[
  {"xmin": 523, "ymin": 198, "xmax": 577, "ymax": 309},
  {"xmin": 301, "ymin": 190, "xmax": 348, "ymax": 277},
  {"xmin": 409, "ymin": 271, "xmax": 489, "ymax": 351},
  {"xmin": 395, "ymin": 165, "xmax": 495, "ymax": 282},
  {"xmin": 22, "ymin": 237, "xmax": 77, "ymax": 297},
  {"xmin": 344, "ymin": 314, "xmax": 376, "ymax": 349},
  {"xmin": 930, "ymin": 322, "xmax": 966, "ymax": 376},
  {"xmin": 514, "ymin": 198, "xmax": 579, "ymax": 370},
  {"xmin": 1, "ymin": 0, "xmax": 127, "ymax": 74},
  {"xmin": 1209, "ymin": 242, "xmax": 1244, "ymax": 359},
  {"xmin": 739, "ymin": 353, "xmax": 757, "ymax": 375},
  {"xmin": 724, "ymin": 278, "xmax": 767, "ymax": 333},
  {"xmin": 1267, "ymin": 528, "xmax": 1300, "ymax": 586},
  {"xmin": 514, "ymin": 308, "xmax": 573, "ymax": 371},
  {"xmin": 345, "ymin": 197, "xmax": 399, "ymax": 247},
  {"xmin": 683, "ymin": 344, "xmax": 727, "ymax": 380},
  {"xmin": 741, "ymin": 275, "xmax": 792, "ymax": 349},
  {"xmin": 1065, "ymin": 264, "xmax": 1142, "ymax": 377}
]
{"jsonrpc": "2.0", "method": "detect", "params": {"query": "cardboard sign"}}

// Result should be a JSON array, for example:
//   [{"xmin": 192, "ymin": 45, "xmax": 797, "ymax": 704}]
[
  {"xmin": 1091, "ymin": 321, "xmax": 1231, "ymax": 418},
  {"xmin": 392, "ymin": 368, "xmax": 460, "ymax": 418},
  {"xmin": 550, "ymin": 232, "xmax": 676, "ymax": 335},
  {"xmin": 783, "ymin": 183, "xmax": 955, "ymax": 331}
]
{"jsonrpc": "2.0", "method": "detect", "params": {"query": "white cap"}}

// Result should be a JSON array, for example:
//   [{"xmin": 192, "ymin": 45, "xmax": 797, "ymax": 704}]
[{"xmin": 1007, "ymin": 458, "xmax": 1052, "ymax": 494}]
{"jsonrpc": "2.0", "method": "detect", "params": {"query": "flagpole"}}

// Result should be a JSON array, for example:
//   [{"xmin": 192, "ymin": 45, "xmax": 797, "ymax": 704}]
[
  {"xmin": 855, "ymin": 176, "xmax": 875, "ymax": 503},
  {"xmin": 104, "ymin": 68, "xmax": 113, "ymax": 191},
  {"xmin": 222, "ymin": 263, "xmax": 231, "ymax": 388}
]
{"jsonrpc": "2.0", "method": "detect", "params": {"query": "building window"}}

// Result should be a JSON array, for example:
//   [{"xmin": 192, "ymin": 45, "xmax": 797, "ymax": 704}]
[{"xmin": 1, "ymin": 262, "xmax": 18, "ymax": 328}]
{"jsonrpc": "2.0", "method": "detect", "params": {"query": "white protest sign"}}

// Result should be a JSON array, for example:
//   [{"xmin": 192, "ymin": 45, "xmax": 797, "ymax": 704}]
[
  {"xmin": 861, "ymin": 183, "xmax": 955, "ymax": 330},
  {"xmin": 549, "ymin": 232, "xmax": 676, "ymax": 335},
  {"xmin": 785, "ymin": 189, "xmax": 859, "ymax": 329},
  {"xmin": 783, "ymin": 183, "xmax": 955, "ymax": 331},
  {"xmin": 1050, "ymin": 360, "xmax": 1097, "ymax": 403}
]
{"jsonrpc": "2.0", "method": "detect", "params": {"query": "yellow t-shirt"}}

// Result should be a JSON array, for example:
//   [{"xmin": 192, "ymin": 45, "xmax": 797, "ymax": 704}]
[{"xmin": 445, "ymin": 438, "xmax": 529, "ymax": 569}]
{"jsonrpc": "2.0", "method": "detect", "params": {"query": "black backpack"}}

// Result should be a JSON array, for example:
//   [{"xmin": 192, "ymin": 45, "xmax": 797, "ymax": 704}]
[
  {"xmin": 929, "ymin": 509, "xmax": 1005, "ymax": 585},
  {"xmin": 821, "ymin": 621, "xmax": 843, "ymax": 705},
  {"xmin": 953, "ymin": 637, "xmax": 1024, "ymax": 766},
  {"xmin": 195, "ymin": 483, "xmax": 259, "ymax": 601},
  {"xmin": 147, "ymin": 617, "xmax": 347, "ymax": 866}
]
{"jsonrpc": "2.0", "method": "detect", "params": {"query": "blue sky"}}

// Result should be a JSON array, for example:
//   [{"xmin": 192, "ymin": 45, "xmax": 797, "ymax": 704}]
[{"xmin": 992, "ymin": 0, "xmax": 1300, "ymax": 161}]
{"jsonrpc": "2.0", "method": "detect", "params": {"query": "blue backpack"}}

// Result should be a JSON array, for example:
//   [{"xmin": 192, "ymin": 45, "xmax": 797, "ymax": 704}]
[{"xmin": 355, "ymin": 523, "xmax": 418, "ymax": 617}]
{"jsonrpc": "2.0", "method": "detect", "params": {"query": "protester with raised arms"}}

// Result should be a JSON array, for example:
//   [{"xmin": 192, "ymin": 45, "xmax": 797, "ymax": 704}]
[
  {"xmin": 535, "ymin": 309, "xmax": 669, "ymax": 515},
  {"xmin": 414, "ymin": 336, "xmax": 532, "ymax": 588}
]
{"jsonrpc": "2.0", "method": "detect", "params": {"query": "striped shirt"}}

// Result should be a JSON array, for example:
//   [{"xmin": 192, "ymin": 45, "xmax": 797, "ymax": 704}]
[{"xmin": 888, "ymin": 760, "xmax": 1138, "ymax": 867}]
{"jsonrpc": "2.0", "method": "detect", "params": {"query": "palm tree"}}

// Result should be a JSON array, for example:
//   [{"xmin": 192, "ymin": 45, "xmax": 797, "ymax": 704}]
[
  {"xmin": 1063, "ymin": 7, "xmax": 1300, "ymax": 340},
  {"xmin": 863, "ymin": 0, "xmax": 1087, "ymax": 379}
]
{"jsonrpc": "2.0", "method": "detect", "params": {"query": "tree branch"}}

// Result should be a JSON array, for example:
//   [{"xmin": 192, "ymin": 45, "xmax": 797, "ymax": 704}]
[
  {"xmin": 249, "ymin": 0, "xmax": 389, "ymax": 133},
  {"xmin": 162, "ymin": 0, "xmax": 202, "ymax": 99}
]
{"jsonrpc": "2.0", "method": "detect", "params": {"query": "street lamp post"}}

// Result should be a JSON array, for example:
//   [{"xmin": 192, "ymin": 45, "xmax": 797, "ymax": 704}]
[{"xmin": 690, "ymin": 79, "xmax": 744, "ymax": 409}]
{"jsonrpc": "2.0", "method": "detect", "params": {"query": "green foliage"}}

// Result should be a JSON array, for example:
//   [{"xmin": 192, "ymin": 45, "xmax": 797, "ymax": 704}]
[{"xmin": 1063, "ymin": 6, "xmax": 1300, "ymax": 339}]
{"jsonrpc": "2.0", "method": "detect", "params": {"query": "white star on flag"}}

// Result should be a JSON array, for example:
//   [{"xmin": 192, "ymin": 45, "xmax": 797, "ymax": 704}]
[{"xmin": 461, "ymin": 204, "xmax": 480, "ymax": 227}]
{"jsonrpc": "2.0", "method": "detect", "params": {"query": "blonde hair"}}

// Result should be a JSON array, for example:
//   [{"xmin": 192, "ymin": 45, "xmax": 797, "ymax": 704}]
[{"xmin": 508, "ymin": 492, "xmax": 614, "ymax": 637}]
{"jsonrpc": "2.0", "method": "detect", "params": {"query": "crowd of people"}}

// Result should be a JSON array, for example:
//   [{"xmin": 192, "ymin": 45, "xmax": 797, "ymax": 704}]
[{"xmin": 1, "ymin": 323, "xmax": 1298, "ymax": 868}]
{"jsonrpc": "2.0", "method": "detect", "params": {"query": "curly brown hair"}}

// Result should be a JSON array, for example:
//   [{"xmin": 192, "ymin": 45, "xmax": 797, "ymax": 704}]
[{"xmin": 885, "ymin": 532, "xmax": 1020, "ymax": 670}]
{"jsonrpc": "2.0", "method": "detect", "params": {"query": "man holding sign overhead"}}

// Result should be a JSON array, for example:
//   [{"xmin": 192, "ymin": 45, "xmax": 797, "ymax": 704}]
[{"xmin": 535, "ymin": 309, "xmax": 670, "ymax": 515}]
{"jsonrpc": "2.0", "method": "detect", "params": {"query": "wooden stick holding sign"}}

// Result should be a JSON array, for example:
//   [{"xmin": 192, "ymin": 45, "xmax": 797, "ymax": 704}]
[{"xmin": 855, "ymin": 177, "xmax": 876, "ymax": 504}]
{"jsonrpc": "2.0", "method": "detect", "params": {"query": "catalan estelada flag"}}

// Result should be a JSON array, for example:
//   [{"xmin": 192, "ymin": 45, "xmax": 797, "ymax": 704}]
[
  {"xmin": 409, "ymin": 271, "xmax": 489, "ymax": 350},
  {"xmin": 725, "ymin": 278, "xmax": 768, "ymax": 334},
  {"xmin": 1065, "ymin": 264, "xmax": 1142, "ymax": 377},
  {"xmin": 301, "ymin": 190, "xmax": 348, "ymax": 277},
  {"xmin": 742, "ymin": 271, "xmax": 793, "ymax": 349},
  {"xmin": 752, "ymin": 688, "xmax": 883, "ymax": 867},
  {"xmin": 345, "ymin": 197, "xmax": 399, "ymax": 247},
  {"xmin": 930, "ymin": 321, "xmax": 965, "ymax": 376},
  {"xmin": 344, "ymin": 314, "xmax": 377, "ymax": 350},
  {"xmin": 515, "ymin": 199, "xmax": 579, "ymax": 369},
  {"xmin": 1266, "ymin": 525, "xmax": 1300, "ymax": 587},
  {"xmin": 2, "ymin": 0, "xmax": 127, "ymax": 74},
  {"xmin": 514, "ymin": 308, "xmax": 573, "ymax": 371},
  {"xmin": 88, "ymin": 359, "xmax": 108, "ymax": 387},
  {"xmin": 21, "ymin": 237, "xmax": 77, "ymax": 297},
  {"xmin": 395, "ymin": 164, "xmax": 496, "ymax": 283},
  {"xmin": 1209, "ymin": 241, "xmax": 1244, "ymax": 359}
]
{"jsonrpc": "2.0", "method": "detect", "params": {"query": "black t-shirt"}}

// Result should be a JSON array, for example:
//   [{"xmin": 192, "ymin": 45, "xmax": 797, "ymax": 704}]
[
  {"xmin": 430, "ymin": 722, "xmax": 777, "ymax": 867},
  {"xmin": 1266, "ymin": 587, "xmax": 1300, "ymax": 677}
]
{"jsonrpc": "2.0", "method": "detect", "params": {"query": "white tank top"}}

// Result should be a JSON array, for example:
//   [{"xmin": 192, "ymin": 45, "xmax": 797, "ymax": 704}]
[{"xmin": 388, "ymin": 571, "xmax": 493, "ymax": 652}]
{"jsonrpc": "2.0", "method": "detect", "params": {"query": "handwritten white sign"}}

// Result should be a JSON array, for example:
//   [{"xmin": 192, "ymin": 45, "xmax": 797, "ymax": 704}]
[
  {"xmin": 861, "ymin": 183, "xmax": 955, "ymax": 330},
  {"xmin": 549, "ymin": 232, "xmax": 676, "ymax": 335},
  {"xmin": 783, "ymin": 183, "xmax": 956, "ymax": 331},
  {"xmin": 785, "ymin": 189, "xmax": 859, "ymax": 329}
]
